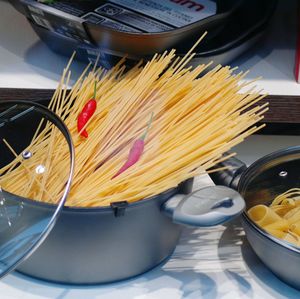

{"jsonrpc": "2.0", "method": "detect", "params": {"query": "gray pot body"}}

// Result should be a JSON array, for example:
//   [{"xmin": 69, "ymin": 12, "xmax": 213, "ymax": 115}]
[
  {"xmin": 242, "ymin": 215, "xmax": 300, "ymax": 289},
  {"xmin": 17, "ymin": 189, "xmax": 182, "ymax": 285}
]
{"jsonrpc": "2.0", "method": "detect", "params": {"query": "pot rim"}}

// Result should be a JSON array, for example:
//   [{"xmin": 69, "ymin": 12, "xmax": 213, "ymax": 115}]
[
  {"xmin": 242, "ymin": 212, "xmax": 300, "ymax": 254},
  {"xmin": 5, "ymin": 185, "xmax": 179, "ymax": 213}
]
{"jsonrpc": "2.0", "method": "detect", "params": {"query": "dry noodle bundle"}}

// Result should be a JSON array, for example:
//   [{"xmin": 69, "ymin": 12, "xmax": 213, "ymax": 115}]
[{"xmin": 0, "ymin": 38, "xmax": 267, "ymax": 207}]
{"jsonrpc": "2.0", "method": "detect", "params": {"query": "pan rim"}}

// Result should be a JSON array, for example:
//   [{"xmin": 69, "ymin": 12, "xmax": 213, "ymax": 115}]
[
  {"xmin": 242, "ymin": 212, "xmax": 300, "ymax": 254},
  {"xmin": 2, "ymin": 185, "xmax": 179, "ymax": 213}
]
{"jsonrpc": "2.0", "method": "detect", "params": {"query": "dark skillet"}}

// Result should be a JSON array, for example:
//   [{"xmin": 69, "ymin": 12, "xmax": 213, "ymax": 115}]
[
  {"xmin": 21, "ymin": 0, "xmax": 277, "ymax": 70},
  {"xmin": 12, "ymin": 0, "xmax": 244, "ymax": 57}
]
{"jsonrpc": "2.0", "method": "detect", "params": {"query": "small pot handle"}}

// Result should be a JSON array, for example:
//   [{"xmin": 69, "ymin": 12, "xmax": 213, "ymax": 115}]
[
  {"xmin": 162, "ymin": 186, "xmax": 245, "ymax": 227},
  {"xmin": 209, "ymin": 155, "xmax": 247, "ymax": 189}
]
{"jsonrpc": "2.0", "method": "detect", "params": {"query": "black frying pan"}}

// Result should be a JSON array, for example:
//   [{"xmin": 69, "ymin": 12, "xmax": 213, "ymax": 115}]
[
  {"xmin": 12, "ymin": 0, "xmax": 244, "ymax": 58},
  {"xmin": 22, "ymin": 0, "xmax": 277, "ymax": 70}
]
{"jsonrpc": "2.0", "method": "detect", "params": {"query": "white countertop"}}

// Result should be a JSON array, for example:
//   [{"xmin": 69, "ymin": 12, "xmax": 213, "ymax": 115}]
[
  {"xmin": 1, "ymin": 1, "xmax": 300, "ymax": 298},
  {"xmin": 0, "ymin": 0, "xmax": 86, "ymax": 90},
  {"xmin": 1, "ymin": 0, "xmax": 300, "ymax": 95},
  {"xmin": 1, "ymin": 135, "xmax": 300, "ymax": 299}
]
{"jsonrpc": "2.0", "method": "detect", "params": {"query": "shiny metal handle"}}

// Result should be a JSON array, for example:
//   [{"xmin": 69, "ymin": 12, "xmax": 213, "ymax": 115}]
[{"xmin": 163, "ymin": 186, "xmax": 245, "ymax": 227}]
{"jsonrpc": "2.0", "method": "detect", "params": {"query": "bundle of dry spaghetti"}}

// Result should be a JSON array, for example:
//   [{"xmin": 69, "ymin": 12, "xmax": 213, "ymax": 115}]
[{"xmin": 0, "ymin": 39, "xmax": 267, "ymax": 207}]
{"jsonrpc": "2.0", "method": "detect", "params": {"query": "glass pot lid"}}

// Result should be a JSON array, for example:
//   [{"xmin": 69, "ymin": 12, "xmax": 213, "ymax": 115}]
[
  {"xmin": 0, "ymin": 100, "xmax": 74, "ymax": 279},
  {"xmin": 239, "ymin": 146, "xmax": 300, "ymax": 209}
]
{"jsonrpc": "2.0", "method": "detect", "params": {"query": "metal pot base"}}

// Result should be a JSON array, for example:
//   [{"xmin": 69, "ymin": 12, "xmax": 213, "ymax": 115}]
[
  {"xmin": 15, "ymin": 190, "xmax": 183, "ymax": 285},
  {"xmin": 16, "ymin": 247, "xmax": 177, "ymax": 286}
]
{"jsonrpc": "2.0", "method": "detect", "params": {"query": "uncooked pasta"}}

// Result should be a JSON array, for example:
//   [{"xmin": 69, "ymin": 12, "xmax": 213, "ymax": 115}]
[
  {"xmin": 248, "ymin": 188, "xmax": 300, "ymax": 246},
  {"xmin": 0, "ymin": 37, "xmax": 267, "ymax": 207}
]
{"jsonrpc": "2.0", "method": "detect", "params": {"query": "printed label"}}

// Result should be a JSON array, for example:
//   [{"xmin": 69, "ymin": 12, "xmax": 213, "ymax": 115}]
[
  {"xmin": 82, "ymin": 12, "xmax": 106, "ymax": 24},
  {"xmin": 43, "ymin": 2, "xmax": 85, "ymax": 17},
  {"xmin": 109, "ymin": 0, "xmax": 217, "ymax": 28},
  {"xmin": 95, "ymin": 4, "xmax": 173, "ymax": 32},
  {"xmin": 37, "ymin": 1, "xmax": 102, "ymax": 17},
  {"xmin": 83, "ymin": 12, "xmax": 141, "ymax": 32}
]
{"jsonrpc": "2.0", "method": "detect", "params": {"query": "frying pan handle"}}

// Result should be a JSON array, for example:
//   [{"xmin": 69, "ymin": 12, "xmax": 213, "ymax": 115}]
[
  {"xmin": 162, "ymin": 186, "xmax": 245, "ymax": 227},
  {"xmin": 209, "ymin": 155, "xmax": 247, "ymax": 190}
]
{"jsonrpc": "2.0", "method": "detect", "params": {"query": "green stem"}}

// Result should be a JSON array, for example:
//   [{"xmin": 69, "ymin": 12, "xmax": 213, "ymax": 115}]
[
  {"xmin": 140, "ymin": 112, "xmax": 154, "ymax": 141},
  {"xmin": 94, "ymin": 81, "xmax": 97, "ymax": 99}
]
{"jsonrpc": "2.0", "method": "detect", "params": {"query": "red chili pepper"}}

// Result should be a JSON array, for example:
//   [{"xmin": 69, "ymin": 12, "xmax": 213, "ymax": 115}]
[
  {"xmin": 77, "ymin": 82, "xmax": 97, "ymax": 138},
  {"xmin": 112, "ymin": 113, "xmax": 154, "ymax": 179}
]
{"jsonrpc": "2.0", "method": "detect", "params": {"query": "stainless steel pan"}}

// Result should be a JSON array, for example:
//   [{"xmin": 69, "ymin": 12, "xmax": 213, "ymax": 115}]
[{"xmin": 210, "ymin": 147, "xmax": 300, "ymax": 290}]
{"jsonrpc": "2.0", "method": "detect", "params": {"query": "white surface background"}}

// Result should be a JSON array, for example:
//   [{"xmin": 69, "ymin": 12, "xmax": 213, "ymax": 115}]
[
  {"xmin": 1, "ymin": 0, "xmax": 300, "ymax": 298},
  {"xmin": 0, "ymin": 0, "xmax": 85, "ymax": 89}
]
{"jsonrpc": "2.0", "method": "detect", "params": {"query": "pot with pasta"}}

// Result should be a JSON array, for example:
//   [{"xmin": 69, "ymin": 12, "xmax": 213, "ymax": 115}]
[
  {"xmin": 210, "ymin": 146, "xmax": 300, "ymax": 290},
  {"xmin": 0, "ymin": 39, "xmax": 267, "ymax": 284}
]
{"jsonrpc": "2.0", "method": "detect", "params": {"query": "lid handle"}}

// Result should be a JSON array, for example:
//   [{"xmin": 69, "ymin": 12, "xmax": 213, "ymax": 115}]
[{"xmin": 163, "ymin": 186, "xmax": 245, "ymax": 227}]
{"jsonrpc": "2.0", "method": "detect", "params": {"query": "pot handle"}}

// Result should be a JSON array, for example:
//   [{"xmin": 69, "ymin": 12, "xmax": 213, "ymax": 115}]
[
  {"xmin": 162, "ymin": 186, "xmax": 245, "ymax": 227},
  {"xmin": 209, "ymin": 155, "xmax": 247, "ymax": 189}
]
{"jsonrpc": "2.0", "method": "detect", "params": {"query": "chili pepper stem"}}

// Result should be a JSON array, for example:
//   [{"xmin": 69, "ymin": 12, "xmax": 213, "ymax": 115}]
[
  {"xmin": 94, "ymin": 81, "xmax": 97, "ymax": 99},
  {"xmin": 140, "ymin": 112, "xmax": 154, "ymax": 141}
]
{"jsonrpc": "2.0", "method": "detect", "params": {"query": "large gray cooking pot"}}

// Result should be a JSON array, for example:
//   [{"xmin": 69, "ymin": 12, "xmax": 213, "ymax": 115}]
[{"xmin": 0, "ymin": 101, "xmax": 245, "ymax": 285}]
